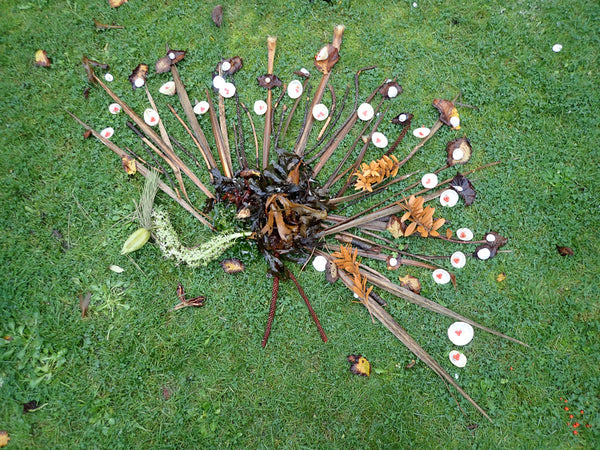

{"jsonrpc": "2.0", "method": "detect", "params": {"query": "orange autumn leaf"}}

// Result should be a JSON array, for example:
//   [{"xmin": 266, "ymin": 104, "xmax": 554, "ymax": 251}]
[
  {"xmin": 347, "ymin": 354, "xmax": 371, "ymax": 376},
  {"xmin": 0, "ymin": 431, "xmax": 9, "ymax": 448},
  {"xmin": 108, "ymin": 0, "xmax": 128, "ymax": 7},
  {"xmin": 220, "ymin": 258, "xmax": 245, "ymax": 274},
  {"xmin": 496, "ymin": 272, "xmax": 506, "ymax": 282},
  {"xmin": 121, "ymin": 156, "xmax": 137, "ymax": 175}
]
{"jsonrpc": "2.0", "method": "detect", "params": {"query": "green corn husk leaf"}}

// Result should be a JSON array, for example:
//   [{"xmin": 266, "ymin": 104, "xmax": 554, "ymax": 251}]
[{"xmin": 121, "ymin": 227, "xmax": 151, "ymax": 255}]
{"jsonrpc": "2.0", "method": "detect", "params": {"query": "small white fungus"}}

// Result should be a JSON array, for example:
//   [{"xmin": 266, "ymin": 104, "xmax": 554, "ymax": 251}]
[{"xmin": 104, "ymin": 73, "xmax": 114, "ymax": 82}]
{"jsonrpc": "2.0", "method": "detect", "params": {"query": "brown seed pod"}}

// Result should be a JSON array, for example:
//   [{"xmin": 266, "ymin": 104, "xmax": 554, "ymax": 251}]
[{"xmin": 433, "ymin": 98, "xmax": 460, "ymax": 129}]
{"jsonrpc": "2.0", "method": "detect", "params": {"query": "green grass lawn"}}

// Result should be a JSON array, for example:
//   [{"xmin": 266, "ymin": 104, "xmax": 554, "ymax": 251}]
[{"xmin": 1, "ymin": 0, "xmax": 599, "ymax": 448}]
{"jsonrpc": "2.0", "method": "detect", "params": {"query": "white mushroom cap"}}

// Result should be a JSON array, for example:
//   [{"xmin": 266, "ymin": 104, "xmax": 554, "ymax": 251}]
[
  {"xmin": 389, "ymin": 257, "xmax": 398, "ymax": 267},
  {"xmin": 439, "ymin": 189, "xmax": 459, "ymax": 207},
  {"xmin": 104, "ymin": 73, "xmax": 114, "ymax": 82},
  {"xmin": 316, "ymin": 46, "xmax": 329, "ymax": 61},
  {"xmin": 421, "ymin": 173, "xmax": 438, "ymax": 189},
  {"xmin": 398, "ymin": 113, "xmax": 408, "ymax": 122},
  {"xmin": 387, "ymin": 86, "xmax": 399, "ymax": 98},
  {"xmin": 221, "ymin": 61, "xmax": 231, "ymax": 71},
  {"xmin": 456, "ymin": 228, "xmax": 473, "ymax": 241},
  {"xmin": 100, "ymin": 127, "xmax": 114, "ymax": 139},
  {"xmin": 287, "ymin": 80, "xmax": 303, "ymax": 99},
  {"xmin": 144, "ymin": 108, "xmax": 160, "ymax": 126},
  {"xmin": 371, "ymin": 132, "xmax": 388, "ymax": 148},
  {"xmin": 300, "ymin": 68, "xmax": 310, "ymax": 76},
  {"xmin": 450, "ymin": 251, "xmax": 466, "ymax": 269},
  {"xmin": 447, "ymin": 322, "xmax": 474, "ymax": 346},
  {"xmin": 168, "ymin": 51, "xmax": 176, "ymax": 60},
  {"xmin": 552, "ymin": 43, "xmax": 563, "ymax": 53},
  {"xmin": 486, "ymin": 233, "xmax": 496, "ymax": 243},
  {"xmin": 212, "ymin": 75, "xmax": 226, "ymax": 90},
  {"xmin": 432, "ymin": 269, "xmax": 451, "ymax": 284},
  {"xmin": 159, "ymin": 81, "xmax": 176, "ymax": 95},
  {"xmin": 253, "ymin": 100, "xmax": 268, "ymax": 115},
  {"xmin": 357, "ymin": 103, "xmax": 374, "ymax": 121},
  {"xmin": 477, "ymin": 247, "xmax": 491, "ymax": 260},
  {"xmin": 312, "ymin": 255, "xmax": 327, "ymax": 272},
  {"xmin": 219, "ymin": 82, "xmax": 236, "ymax": 98},
  {"xmin": 109, "ymin": 103, "xmax": 121, "ymax": 114},
  {"xmin": 312, "ymin": 104, "xmax": 329, "ymax": 121},
  {"xmin": 449, "ymin": 350, "xmax": 467, "ymax": 367},
  {"xmin": 413, "ymin": 126, "xmax": 430, "ymax": 138},
  {"xmin": 450, "ymin": 116, "xmax": 460, "ymax": 128},
  {"xmin": 193, "ymin": 101, "xmax": 209, "ymax": 115},
  {"xmin": 134, "ymin": 78, "xmax": 145, "ymax": 88}
]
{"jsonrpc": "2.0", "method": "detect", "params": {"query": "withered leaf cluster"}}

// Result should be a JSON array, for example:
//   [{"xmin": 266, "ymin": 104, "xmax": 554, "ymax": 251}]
[
  {"xmin": 217, "ymin": 56, "xmax": 243, "ymax": 76},
  {"xmin": 379, "ymin": 80, "xmax": 403, "ymax": 99},
  {"xmin": 35, "ymin": 50, "xmax": 51, "ymax": 67},
  {"xmin": 353, "ymin": 154, "xmax": 400, "ymax": 192},
  {"xmin": 398, "ymin": 274, "xmax": 422, "ymax": 294},
  {"xmin": 332, "ymin": 245, "xmax": 372, "ymax": 303},
  {"xmin": 474, "ymin": 232, "xmax": 508, "ymax": 260},
  {"xmin": 213, "ymin": 150, "xmax": 330, "ymax": 276}
]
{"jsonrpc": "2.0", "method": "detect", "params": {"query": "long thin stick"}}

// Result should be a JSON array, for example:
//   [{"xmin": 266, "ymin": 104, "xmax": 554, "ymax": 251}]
[{"xmin": 262, "ymin": 36, "xmax": 277, "ymax": 169}]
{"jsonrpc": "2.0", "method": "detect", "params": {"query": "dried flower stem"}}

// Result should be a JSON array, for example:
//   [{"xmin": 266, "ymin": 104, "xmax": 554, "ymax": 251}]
[
  {"xmin": 288, "ymin": 271, "xmax": 327, "ymax": 343},
  {"xmin": 261, "ymin": 275, "xmax": 280, "ymax": 348},
  {"xmin": 206, "ymin": 89, "xmax": 233, "ymax": 178}
]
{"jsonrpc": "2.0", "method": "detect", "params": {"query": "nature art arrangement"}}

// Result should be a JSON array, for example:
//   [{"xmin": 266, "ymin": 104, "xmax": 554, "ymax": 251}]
[{"xmin": 69, "ymin": 25, "xmax": 528, "ymax": 422}]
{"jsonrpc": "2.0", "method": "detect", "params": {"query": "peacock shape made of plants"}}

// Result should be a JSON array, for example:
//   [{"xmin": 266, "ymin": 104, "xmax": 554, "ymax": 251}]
[{"xmin": 69, "ymin": 25, "xmax": 528, "ymax": 422}]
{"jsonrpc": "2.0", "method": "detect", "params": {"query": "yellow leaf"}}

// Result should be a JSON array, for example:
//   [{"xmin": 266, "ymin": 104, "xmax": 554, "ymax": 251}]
[
  {"xmin": 121, "ymin": 156, "xmax": 137, "ymax": 175},
  {"xmin": 496, "ymin": 272, "xmax": 506, "ymax": 282},
  {"xmin": 348, "ymin": 354, "xmax": 371, "ymax": 376},
  {"xmin": 398, "ymin": 274, "xmax": 421, "ymax": 294},
  {"xmin": 0, "ymin": 431, "xmax": 9, "ymax": 448}
]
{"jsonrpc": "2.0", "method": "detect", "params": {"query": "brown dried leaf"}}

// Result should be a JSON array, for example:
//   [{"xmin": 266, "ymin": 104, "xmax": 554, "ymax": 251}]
[
  {"xmin": 314, "ymin": 44, "xmax": 340, "ymax": 74},
  {"xmin": 257, "ymin": 74, "xmax": 282, "ymax": 89},
  {"xmin": 79, "ymin": 292, "xmax": 91, "ymax": 318},
  {"xmin": 219, "ymin": 56, "xmax": 243, "ymax": 76},
  {"xmin": 93, "ymin": 18, "xmax": 124, "ymax": 29},
  {"xmin": 405, "ymin": 359, "xmax": 416, "ymax": 369},
  {"xmin": 35, "ymin": 50, "xmax": 51, "ymax": 67},
  {"xmin": 220, "ymin": 258, "xmax": 245, "ymax": 274},
  {"xmin": 446, "ymin": 137, "xmax": 472, "ymax": 166},
  {"xmin": 386, "ymin": 216, "xmax": 405, "ymax": 239},
  {"xmin": 446, "ymin": 228, "xmax": 453, "ymax": 239},
  {"xmin": 433, "ymin": 98, "xmax": 460, "ymax": 129},
  {"xmin": 379, "ymin": 80, "xmax": 403, "ymax": 99},
  {"xmin": 23, "ymin": 400, "xmax": 40, "ymax": 413},
  {"xmin": 404, "ymin": 221, "xmax": 417, "ymax": 237},
  {"xmin": 128, "ymin": 64, "xmax": 148, "ymax": 90},
  {"xmin": 108, "ymin": 0, "xmax": 127, "ymax": 7},
  {"xmin": 176, "ymin": 283, "xmax": 186, "ymax": 303},
  {"xmin": 398, "ymin": 274, "xmax": 421, "ymax": 294},
  {"xmin": 556, "ymin": 245, "xmax": 574, "ymax": 256},
  {"xmin": 155, "ymin": 55, "xmax": 172, "ymax": 74},
  {"xmin": 347, "ymin": 354, "xmax": 371, "ymax": 376},
  {"xmin": 211, "ymin": 5, "xmax": 223, "ymax": 27},
  {"xmin": 450, "ymin": 172, "xmax": 476, "ymax": 206},
  {"xmin": 391, "ymin": 112, "xmax": 413, "ymax": 125},
  {"xmin": 325, "ymin": 260, "xmax": 338, "ymax": 283},
  {"xmin": 166, "ymin": 49, "xmax": 186, "ymax": 65}
]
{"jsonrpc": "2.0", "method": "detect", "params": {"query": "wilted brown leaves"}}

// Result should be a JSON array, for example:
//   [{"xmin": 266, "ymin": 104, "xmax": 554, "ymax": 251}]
[
  {"xmin": 393, "ymin": 195, "xmax": 446, "ymax": 238},
  {"xmin": 398, "ymin": 274, "xmax": 421, "ymax": 294},
  {"xmin": 354, "ymin": 154, "xmax": 399, "ymax": 192},
  {"xmin": 556, "ymin": 245, "xmax": 574, "ymax": 256},
  {"xmin": 35, "ymin": 50, "xmax": 51, "ymax": 67},
  {"xmin": 332, "ymin": 245, "xmax": 372, "ymax": 303},
  {"xmin": 220, "ymin": 258, "xmax": 245, "ymax": 274},
  {"xmin": 314, "ymin": 44, "xmax": 340, "ymax": 74},
  {"xmin": 433, "ymin": 98, "xmax": 460, "ymax": 130},
  {"xmin": 129, "ymin": 64, "xmax": 148, "ymax": 89}
]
